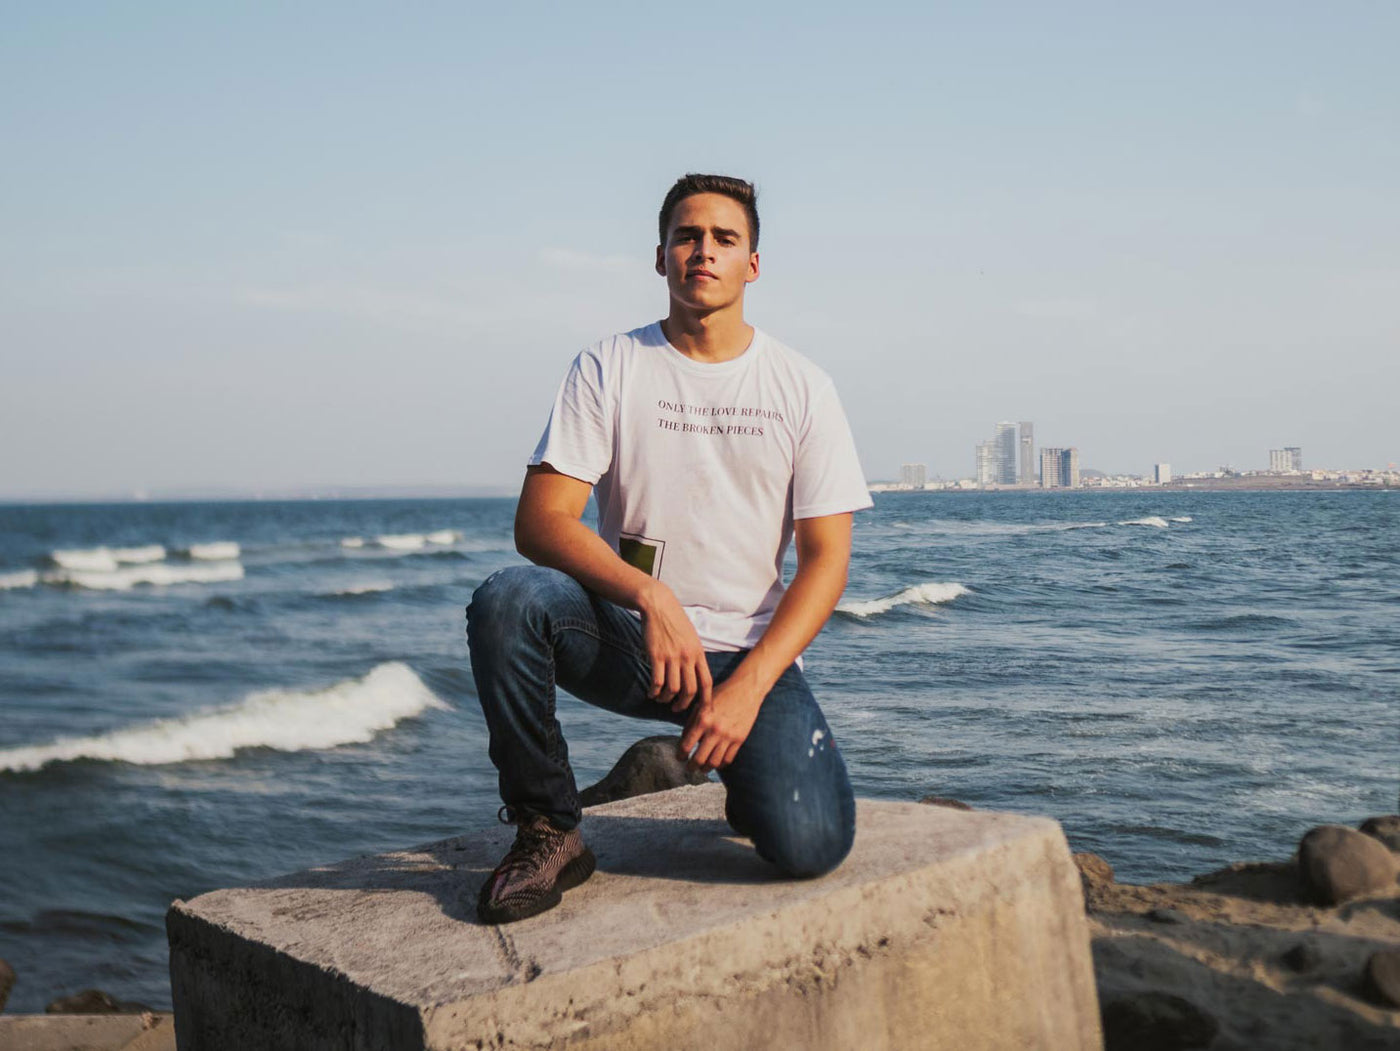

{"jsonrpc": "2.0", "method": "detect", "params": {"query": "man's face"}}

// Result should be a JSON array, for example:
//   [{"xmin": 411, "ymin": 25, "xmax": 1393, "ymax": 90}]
[{"xmin": 655, "ymin": 193, "xmax": 759, "ymax": 314}]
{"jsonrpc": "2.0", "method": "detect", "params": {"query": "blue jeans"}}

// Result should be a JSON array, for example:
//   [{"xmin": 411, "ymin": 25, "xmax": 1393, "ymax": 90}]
[{"xmin": 466, "ymin": 565, "xmax": 856, "ymax": 878}]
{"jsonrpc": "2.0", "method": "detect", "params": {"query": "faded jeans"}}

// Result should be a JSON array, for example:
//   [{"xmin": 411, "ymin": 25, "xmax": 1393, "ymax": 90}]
[{"xmin": 466, "ymin": 565, "xmax": 856, "ymax": 878}]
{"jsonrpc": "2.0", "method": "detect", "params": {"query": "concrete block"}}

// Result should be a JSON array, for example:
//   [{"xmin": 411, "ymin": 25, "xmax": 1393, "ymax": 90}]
[{"xmin": 168, "ymin": 785, "xmax": 1100, "ymax": 1050}]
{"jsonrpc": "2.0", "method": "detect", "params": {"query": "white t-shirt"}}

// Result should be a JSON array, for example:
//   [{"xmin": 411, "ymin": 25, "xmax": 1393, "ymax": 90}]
[{"xmin": 529, "ymin": 322, "xmax": 871, "ymax": 652}]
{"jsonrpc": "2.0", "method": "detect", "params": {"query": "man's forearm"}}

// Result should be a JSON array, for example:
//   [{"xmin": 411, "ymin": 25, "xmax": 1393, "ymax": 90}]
[
  {"xmin": 731, "ymin": 553, "xmax": 848, "ymax": 696},
  {"xmin": 516, "ymin": 511, "xmax": 664, "ymax": 614}
]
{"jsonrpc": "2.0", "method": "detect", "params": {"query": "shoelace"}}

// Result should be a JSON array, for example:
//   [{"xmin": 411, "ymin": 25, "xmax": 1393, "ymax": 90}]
[{"xmin": 493, "ymin": 811, "xmax": 560, "ymax": 877}]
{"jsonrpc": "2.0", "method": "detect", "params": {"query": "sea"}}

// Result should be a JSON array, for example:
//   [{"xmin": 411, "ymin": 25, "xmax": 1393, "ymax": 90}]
[{"xmin": 0, "ymin": 490, "xmax": 1395, "ymax": 1012}]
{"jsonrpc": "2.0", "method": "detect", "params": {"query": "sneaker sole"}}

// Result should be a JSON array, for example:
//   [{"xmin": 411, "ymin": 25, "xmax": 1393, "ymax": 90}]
[{"xmin": 477, "ymin": 847, "xmax": 596, "ymax": 925}]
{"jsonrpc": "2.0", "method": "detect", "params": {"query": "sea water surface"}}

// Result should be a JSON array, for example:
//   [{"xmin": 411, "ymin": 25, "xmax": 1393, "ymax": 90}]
[{"xmin": 0, "ymin": 491, "xmax": 1395, "ymax": 1010}]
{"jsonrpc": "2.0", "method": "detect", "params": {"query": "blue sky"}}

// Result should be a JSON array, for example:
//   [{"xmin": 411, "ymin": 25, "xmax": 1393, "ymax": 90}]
[{"xmin": 2, "ymin": 3, "xmax": 1396, "ymax": 497}]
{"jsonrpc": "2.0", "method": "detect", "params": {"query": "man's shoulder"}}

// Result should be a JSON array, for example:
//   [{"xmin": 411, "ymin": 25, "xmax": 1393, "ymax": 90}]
[
  {"xmin": 577, "ymin": 322, "xmax": 663, "ymax": 363},
  {"xmin": 755, "ymin": 329, "xmax": 837, "ymax": 393}
]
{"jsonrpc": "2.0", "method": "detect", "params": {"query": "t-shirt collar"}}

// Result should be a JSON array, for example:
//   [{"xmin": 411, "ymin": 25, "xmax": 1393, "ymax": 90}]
[{"xmin": 652, "ymin": 321, "xmax": 764, "ymax": 375}]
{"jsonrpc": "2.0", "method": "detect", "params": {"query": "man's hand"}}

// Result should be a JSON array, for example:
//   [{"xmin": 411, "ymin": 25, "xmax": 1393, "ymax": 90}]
[
  {"xmin": 679, "ymin": 671, "xmax": 765, "ymax": 772},
  {"xmin": 639, "ymin": 581, "xmax": 712, "ymax": 712}
]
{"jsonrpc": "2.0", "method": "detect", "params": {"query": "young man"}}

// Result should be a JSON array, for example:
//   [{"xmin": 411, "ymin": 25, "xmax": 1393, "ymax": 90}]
[{"xmin": 467, "ymin": 173, "xmax": 871, "ymax": 924}]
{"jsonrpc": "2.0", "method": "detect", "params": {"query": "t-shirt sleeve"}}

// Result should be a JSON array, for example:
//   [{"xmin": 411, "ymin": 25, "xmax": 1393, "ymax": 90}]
[
  {"xmin": 793, "ymin": 381, "xmax": 873, "ymax": 519},
  {"xmin": 528, "ymin": 349, "xmax": 613, "ymax": 485}
]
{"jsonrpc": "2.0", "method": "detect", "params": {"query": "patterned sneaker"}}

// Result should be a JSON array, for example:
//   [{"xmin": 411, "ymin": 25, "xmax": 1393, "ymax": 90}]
[{"xmin": 476, "ymin": 809, "xmax": 596, "ymax": 925}]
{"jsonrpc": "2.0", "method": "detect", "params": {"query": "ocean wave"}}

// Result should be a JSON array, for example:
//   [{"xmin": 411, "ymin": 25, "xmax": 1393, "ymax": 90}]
[
  {"xmin": 1117, "ymin": 516, "xmax": 1170, "ymax": 528},
  {"xmin": 1191, "ymin": 613, "xmax": 1296, "ymax": 631},
  {"xmin": 330, "ymin": 582, "xmax": 393, "ymax": 596},
  {"xmin": 0, "ymin": 661, "xmax": 448, "ymax": 773},
  {"xmin": 0, "ymin": 569, "xmax": 39, "ymax": 590},
  {"xmin": 377, "ymin": 533, "xmax": 428, "ymax": 551},
  {"xmin": 1170, "ymin": 516, "xmax": 1193, "ymax": 523},
  {"xmin": 897, "ymin": 520, "xmax": 1110, "ymax": 537},
  {"xmin": 112, "ymin": 545, "xmax": 166, "ymax": 563},
  {"xmin": 375, "ymin": 530, "xmax": 462, "ymax": 551},
  {"xmin": 51, "ymin": 548, "xmax": 118, "ymax": 572},
  {"xmin": 340, "ymin": 537, "xmax": 366, "ymax": 548},
  {"xmin": 837, "ymin": 581, "xmax": 970, "ymax": 618},
  {"xmin": 186, "ymin": 541, "xmax": 241, "ymax": 560},
  {"xmin": 45, "ymin": 561, "xmax": 244, "ymax": 591}
]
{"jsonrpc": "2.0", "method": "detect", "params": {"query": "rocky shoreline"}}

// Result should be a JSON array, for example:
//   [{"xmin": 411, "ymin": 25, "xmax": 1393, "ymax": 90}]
[
  {"xmin": 1073, "ymin": 819, "xmax": 1400, "ymax": 1050},
  {"xmin": 3, "ymin": 738, "xmax": 1396, "ymax": 1050}
]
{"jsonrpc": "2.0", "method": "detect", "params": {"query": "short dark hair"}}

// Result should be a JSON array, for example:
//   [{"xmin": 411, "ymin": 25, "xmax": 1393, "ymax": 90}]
[{"xmin": 658, "ymin": 173, "xmax": 760, "ymax": 250}]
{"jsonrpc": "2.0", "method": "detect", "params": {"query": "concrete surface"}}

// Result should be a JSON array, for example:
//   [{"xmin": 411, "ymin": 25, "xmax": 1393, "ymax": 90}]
[
  {"xmin": 0, "ymin": 1012, "xmax": 175, "ymax": 1051},
  {"xmin": 168, "ymin": 784, "xmax": 1101, "ymax": 1050}
]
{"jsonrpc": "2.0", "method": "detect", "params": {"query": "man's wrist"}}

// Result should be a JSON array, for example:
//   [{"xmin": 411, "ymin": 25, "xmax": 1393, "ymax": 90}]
[
  {"xmin": 725, "ymin": 655, "xmax": 777, "ymax": 702},
  {"xmin": 634, "ymin": 577, "xmax": 667, "ymax": 616}
]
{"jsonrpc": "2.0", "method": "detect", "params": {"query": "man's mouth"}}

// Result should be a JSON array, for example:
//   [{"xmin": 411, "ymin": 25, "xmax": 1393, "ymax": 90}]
[{"xmin": 687, "ymin": 270, "xmax": 717, "ymax": 281}]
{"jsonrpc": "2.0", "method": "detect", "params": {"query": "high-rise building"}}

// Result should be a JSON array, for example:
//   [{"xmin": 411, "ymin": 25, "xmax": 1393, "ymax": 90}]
[
  {"xmin": 1269, "ymin": 447, "xmax": 1303, "ymax": 472},
  {"xmin": 1154, "ymin": 463, "xmax": 1172, "ymax": 484},
  {"xmin": 1019, "ymin": 422, "xmax": 1035, "ymax": 485},
  {"xmin": 975, "ymin": 441, "xmax": 997, "ymax": 487},
  {"xmin": 1040, "ymin": 448, "xmax": 1081, "ymax": 488},
  {"xmin": 1286, "ymin": 446, "xmax": 1302, "ymax": 471},
  {"xmin": 900, "ymin": 463, "xmax": 927, "ymax": 488},
  {"xmin": 994, "ymin": 422, "xmax": 1018, "ymax": 485}
]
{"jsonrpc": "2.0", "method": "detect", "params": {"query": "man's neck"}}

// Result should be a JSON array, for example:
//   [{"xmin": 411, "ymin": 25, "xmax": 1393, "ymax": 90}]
[{"xmin": 660, "ymin": 307, "xmax": 754, "ymax": 364}]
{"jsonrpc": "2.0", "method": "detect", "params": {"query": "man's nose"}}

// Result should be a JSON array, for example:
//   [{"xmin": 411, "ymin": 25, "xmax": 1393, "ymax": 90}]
[{"xmin": 689, "ymin": 235, "xmax": 715, "ymax": 260}]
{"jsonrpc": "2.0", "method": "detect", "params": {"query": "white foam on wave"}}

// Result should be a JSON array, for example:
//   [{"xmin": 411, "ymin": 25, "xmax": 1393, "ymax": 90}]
[
  {"xmin": 332, "ymin": 582, "xmax": 393, "ymax": 596},
  {"xmin": 340, "ymin": 537, "xmax": 366, "ymax": 548},
  {"xmin": 111, "ymin": 545, "xmax": 166, "ymax": 563},
  {"xmin": 1118, "ymin": 516, "xmax": 1170, "ymax": 528},
  {"xmin": 46, "ymin": 561, "xmax": 245, "ymax": 591},
  {"xmin": 1170, "ymin": 516, "xmax": 1192, "ymax": 523},
  {"xmin": 377, "ymin": 534, "xmax": 427, "ymax": 551},
  {"xmin": 51, "ymin": 548, "xmax": 120, "ymax": 572},
  {"xmin": 838, "ymin": 581, "xmax": 971, "ymax": 618},
  {"xmin": 187, "ymin": 541, "xmax": 240, "ymax": 560},
  {"xmin": 0, "ymin": 569, "xmax": 39, "ymax": 590},
  {"xmin": 0, "ymin": 661, "xmax": 447, "ymax": 773},
  {"xmin": 426, "ymin": 529, "xmax": 460, "ymax": 545}
]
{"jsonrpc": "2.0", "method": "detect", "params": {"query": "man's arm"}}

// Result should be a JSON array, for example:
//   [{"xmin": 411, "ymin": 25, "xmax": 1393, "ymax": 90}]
[
  {"xmin": 515, "ymin": 464, "xmax": 713, "ymax": 708},
  {"xmin": 679, "ymin": 511, "xmax": 852, "ymax": 772}
]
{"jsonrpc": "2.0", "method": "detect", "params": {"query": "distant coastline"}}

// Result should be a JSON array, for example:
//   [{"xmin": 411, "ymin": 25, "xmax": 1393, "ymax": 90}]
[{"xmin": 872, "ymin": 476, "xmax": 1398, "ymax": 494}]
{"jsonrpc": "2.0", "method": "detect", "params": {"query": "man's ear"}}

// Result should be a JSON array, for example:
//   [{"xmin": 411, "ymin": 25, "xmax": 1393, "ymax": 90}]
[
  {"xmin": 655, "ymin": 244, "xmax": 666, "ymax": 276},
  {"xmin": 746, "ymin": 252, "xmax": 760, "ymax": 283}
]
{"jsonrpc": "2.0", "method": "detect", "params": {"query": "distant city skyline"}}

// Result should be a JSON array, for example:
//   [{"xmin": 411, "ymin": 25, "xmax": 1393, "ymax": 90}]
[{"xmin": 887, "ymin": 421, "xmax": 1396, "ymax": 490}]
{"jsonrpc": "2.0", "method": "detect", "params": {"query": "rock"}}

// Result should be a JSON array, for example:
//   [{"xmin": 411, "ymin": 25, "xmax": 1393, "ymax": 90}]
[
  {"xmin": 1101, "ymin": 991, "xmax": 1218, "ymax": 1051},
  {"xmin": 1072, "ymin": 853, "xmax": 1114, "ymax": 910},
  {"xmin": 1360, "ymin": 815, "xmax": 1400, "ymax": 853},
  {"xmin": 1297, "ymin": 825, "xmax": 1400, "ymax": 905},
  {"xmin": 918, "ymin": 795, "xmax": 972, "ymax": 810},
  {"xmin": 47, "ymin": 988, "xmax": 120, "ymax": 1014},
  {"xmin": 578, "ymin": 735, "xmax": 710, "ymax": 808},
  {"xmin": 1073, "ymin": 852, "xmax": 1114, "ymax": 887},
  {"xmin": 45, "ymin": 988, "xmax": 154, "ymax": 1014},
  {"xmin": 1280, "ymin": 941, "xmax": 1323, "ymax": 973},
  {"xmin": 1146, "ymin": 908, "xmax": 1188, "ymax": 925},
  {"xmin": 1367, "ymin": 950, "xmax": 1400, "ymax": 1007},
  {"xmin": 1188, "ymin": 860, "xmax": 1303, "ymax": 904},
  {"xmin": 0, "ymin": 957, "xmax": 13, "ymax": 1013}
]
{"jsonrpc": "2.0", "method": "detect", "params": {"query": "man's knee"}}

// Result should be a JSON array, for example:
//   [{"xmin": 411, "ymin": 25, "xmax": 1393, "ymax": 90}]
[
  {"xmin": 753, "ymin": 799, "xmax": 856, "ymax": 879},
  {"xmin": 466, "ymin": 565, "xmax": 573, "ymax": 645}
]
